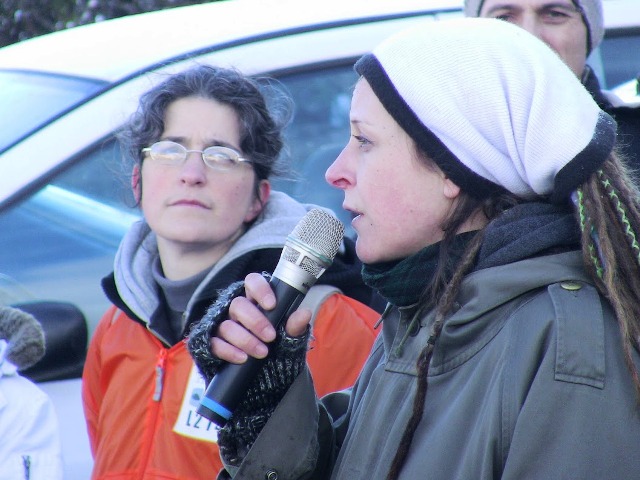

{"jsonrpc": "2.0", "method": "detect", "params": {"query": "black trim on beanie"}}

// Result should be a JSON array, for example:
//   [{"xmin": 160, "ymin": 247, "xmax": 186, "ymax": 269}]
[
  {"xmin": 551, "ymin": 111, "xmax": 616, "ymax": 203},
  {"xmin": 355, "ymin": 54, "xmax": 504, "ymax": 200},
  {"xmin": 570, "ymin": 0, "xmax": 593, "ymax": 54}
]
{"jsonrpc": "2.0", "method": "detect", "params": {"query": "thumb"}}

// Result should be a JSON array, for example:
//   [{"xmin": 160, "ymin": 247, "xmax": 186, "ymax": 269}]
[{"xmin": 284, "ymin": 307, "xmax": 312, "ymax": 337}]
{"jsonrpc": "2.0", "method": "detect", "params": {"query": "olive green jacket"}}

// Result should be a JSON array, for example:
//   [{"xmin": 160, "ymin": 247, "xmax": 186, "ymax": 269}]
[{"xmin": 224, "ymin": 251, "xmax": 640, "ymax": 479}]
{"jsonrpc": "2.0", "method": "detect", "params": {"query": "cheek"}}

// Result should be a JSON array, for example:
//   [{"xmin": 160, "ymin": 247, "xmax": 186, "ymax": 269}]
[
  {"xmin": 364, "ymin": 166, "xmax": 431, "ymax": 220},
  {"xmin": 546, "ymin": 30, "xmax": 586, "ymax": 66},
  {"xmin": 365, "ymin": 173, "xmax": 449, "ymax": 256},
  {"xmin": 360, "ymin": 161, "xmax": 398, "ymax": 196},
  {"xmin": 227, "ymin": 172, "xmax": 256, "ymax": 199},
  {"xmin": 139, "ymin": 168, "xmax": 166, "ymax": 213},
  {"xmin": 214, "ymin": 176, "xmax": 258, "ymax": 216}
]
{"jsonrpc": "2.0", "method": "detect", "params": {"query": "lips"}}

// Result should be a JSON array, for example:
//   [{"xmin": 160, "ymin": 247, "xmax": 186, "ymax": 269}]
[
  {"xmin": 171, "ymin": 199, "xmax": 209, "ymax": 208},
  {"xmin": 343, "ymin": 203, "xmax": 361, "ymax": 216},
  {"xmin": 342, "ymin": 205, "xmax": 362, "ymax": 226}
]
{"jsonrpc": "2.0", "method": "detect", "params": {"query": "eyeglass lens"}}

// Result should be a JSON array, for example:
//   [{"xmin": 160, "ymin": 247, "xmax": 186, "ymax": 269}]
[{"xmin": 147, "ymin": 141, "xmax": 245, "ymax": 169}]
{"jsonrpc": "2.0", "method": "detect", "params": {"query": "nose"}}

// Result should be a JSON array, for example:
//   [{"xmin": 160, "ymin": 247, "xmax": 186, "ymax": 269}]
[
  {"xmin": 180, "ymin": 150, "xmax": 207, "ymax": 184},
  {"xmin": 519, "ymin": 11, "xmax": 544, "ymax": 39},
  {"xmin": 325, "ymin": 145, "xmax": 353, "ymax": 190}
]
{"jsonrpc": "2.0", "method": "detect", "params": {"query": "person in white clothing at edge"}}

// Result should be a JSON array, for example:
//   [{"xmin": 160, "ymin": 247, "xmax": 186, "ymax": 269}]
[{"xmin": 0, "ymin": 306, "xmax": 63, "ymax": 480}]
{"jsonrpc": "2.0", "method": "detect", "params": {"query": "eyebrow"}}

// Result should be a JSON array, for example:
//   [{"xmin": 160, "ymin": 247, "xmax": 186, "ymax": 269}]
[
  {"xmin": 349, "ymin": 118, "xmax": 375, "ymax": 127},
  {"xmin": 484, "ymin": 1, "xmax": 577, "ymax": 14},
  {"xmin": 161, "ymin": 136, "xmax": 241, "ymax": 150}
]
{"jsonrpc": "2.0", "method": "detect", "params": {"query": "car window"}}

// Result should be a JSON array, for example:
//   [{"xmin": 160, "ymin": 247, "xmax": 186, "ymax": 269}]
[
  {"xmin": 0, "ymin": 71, "xmax": 106, "ymax": 152},
  {"xmin": 589, "ymin": 28, "xmax": 640, "ymax": 90},
  {"xmin": 271, "ymin": 63, "xmax": 357, "ymax": 237},
  {"xmin": 599, "ymin": 32, "xmax": 640, "ymax": 89},
  {"xmin": 53, "ymin": 139, "xmax": 136, "ymax": 210},
  {"xmin": 0, "ymin": 141, "xmax": 138, "ymax": 330}
]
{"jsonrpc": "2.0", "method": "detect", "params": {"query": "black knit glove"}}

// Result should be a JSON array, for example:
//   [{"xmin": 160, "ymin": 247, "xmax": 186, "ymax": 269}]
[
  {"xmin": 187, "ymin": 279, "xmax": 247, "ymax": 384},
  {"xmin": 186, "ymin": 274, "xmax": 310, "ymax": 466},
  {"xmin": 218, "ymin": 327, "xmax": 309, "ymax": 465}
]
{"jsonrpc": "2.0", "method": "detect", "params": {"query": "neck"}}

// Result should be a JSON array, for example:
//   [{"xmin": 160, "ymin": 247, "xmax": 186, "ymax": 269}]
[
  {"xmin": 157, "ymin": 242, "xmax": 228, "ymax": 280},
  {"xmin": 458, "ymin": 208, "xmax": 489, "ymax": 235}
]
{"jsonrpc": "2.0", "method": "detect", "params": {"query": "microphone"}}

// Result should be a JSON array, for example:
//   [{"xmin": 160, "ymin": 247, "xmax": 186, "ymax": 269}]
[{"xmin": 197, "ymin": 208, "xmax": 345, "ymax": 426}]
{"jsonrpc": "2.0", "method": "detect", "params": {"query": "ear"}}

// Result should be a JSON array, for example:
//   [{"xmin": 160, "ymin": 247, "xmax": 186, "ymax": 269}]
[
  {"xmin": 131, "ymin": 165, "xmax": 141, "ymax": 204},
  {"xmin": 245, "ymin": 180, "xmax": 271, "ymax": 223},
  {"xmin": 442, "ymin": 176, "xmax": 461, "ymax": 200}
]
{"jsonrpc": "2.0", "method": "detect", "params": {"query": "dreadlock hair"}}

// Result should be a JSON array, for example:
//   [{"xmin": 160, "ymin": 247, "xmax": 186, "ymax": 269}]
[
  {"xmin": 385, "ymin": 150, "xmax": 520, "ymax": 480},
  {"xmin": 575, "ymin": 153, "xmax": 640, "ymax": 400}
]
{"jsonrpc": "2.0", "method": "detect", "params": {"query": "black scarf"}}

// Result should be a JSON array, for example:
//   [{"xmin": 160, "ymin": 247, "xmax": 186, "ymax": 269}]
[
  {"xmin": 362, "ymin": 232, "xmax": 475, "ymax": 308},
  {"xmin": 362, "ymin": 202, "xmax": 580, "ymax": 308}
]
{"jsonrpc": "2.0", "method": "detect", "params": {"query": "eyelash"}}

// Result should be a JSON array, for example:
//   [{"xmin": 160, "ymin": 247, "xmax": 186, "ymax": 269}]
[
  {"xmin": 494, "ymin": 10, "xmax": 571, "ymax": 22},
  {"xmin": 352, "ymin": 134, "xmax": 371, "ymax": 147}
]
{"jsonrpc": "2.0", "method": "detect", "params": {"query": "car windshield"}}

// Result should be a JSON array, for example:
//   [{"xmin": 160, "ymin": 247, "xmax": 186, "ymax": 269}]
[{"xmin": 0, "ymin": 70, "xmax": 106, "ymax": 152}]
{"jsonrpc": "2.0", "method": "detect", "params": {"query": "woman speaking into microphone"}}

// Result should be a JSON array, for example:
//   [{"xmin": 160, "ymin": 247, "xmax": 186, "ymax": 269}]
[{"xmin": 188, "ymin": 18, "xmax": 640, "ymax": 480}]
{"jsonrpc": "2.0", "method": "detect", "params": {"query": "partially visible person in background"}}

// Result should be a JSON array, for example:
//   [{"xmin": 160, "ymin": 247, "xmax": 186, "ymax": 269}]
[
  {"xmin": 0, "ymin": 306, "xmax": 63, "ymax": 480},
  {"xmin": 465, "ymin": 0, "xmax": 640, "ymax": 169},
  {"xmin": 188, "ymin": 19, "xmax": 640, "ymax": 479},
  {"xmin": 81, "ymin": 64, "xmax": 380, "ymax": 480}
]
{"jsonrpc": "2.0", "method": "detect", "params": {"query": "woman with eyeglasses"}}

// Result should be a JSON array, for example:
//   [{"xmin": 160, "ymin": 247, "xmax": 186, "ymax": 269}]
[
  {"xmin": 187, "ymin": 20, "xmax": 640, "ymax": 480},
  {"xmin": 81, "ymin": 64, "xmax": 381, "ymax": 480}
]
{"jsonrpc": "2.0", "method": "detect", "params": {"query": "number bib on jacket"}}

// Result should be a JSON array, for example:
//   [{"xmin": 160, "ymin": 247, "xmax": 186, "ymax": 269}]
[{"xmin": 173, "ymin": 364, "xmax": 219, "ymax": 442}]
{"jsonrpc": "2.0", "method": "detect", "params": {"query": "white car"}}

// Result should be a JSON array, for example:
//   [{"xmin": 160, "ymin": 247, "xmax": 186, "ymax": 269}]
[{"xmin": 0, "ymin": 0, "xmax": 638, "ymax": 477}]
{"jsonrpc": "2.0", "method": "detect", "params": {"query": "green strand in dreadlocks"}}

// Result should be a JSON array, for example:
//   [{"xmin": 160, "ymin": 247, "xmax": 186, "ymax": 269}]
[
  {"xmin": 575, "ymin": 187, "xmax": 604, "ymax": 279},
  {"xmin": 598, "ymin": 170, "xmax": 640, "ymax": 268}
]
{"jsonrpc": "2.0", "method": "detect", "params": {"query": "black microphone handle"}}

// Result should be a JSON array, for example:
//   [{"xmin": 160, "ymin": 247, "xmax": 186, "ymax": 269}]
[{"xmin": 197, "ymin": 276, "xmax": 307, "ymax": 427}]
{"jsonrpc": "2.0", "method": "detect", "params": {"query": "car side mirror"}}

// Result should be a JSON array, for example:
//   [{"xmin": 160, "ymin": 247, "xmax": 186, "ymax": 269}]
[{"xmin": 12, "ymin": 300, "xmax": 88, "ymax": 383}]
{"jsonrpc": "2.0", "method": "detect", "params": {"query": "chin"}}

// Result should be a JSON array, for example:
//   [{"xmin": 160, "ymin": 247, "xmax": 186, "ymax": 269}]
[
  {"xmin": 354, "ymin": 238, "xmax": 382, "ymax": 265},
  {"xmin": 358, "ymin": 237, "xmax": 423, "ymax": 264}
]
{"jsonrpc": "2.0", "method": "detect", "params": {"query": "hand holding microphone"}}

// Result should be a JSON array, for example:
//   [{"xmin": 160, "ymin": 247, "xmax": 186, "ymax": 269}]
[
  {"xmin": 214, "ymin": 272, "xmax": 310, "ymax": 357},
  {"xmin": 191, "ymin": 208, "xmax": 345, "ymax": 427}
]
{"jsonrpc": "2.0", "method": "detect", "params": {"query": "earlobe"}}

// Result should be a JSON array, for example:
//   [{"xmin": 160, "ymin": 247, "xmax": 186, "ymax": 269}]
[
  {"xmin": 131, "ymin": 165, "xmax": 141, "ymax": 203},
  {"xmin": 245, "ymin": 180, "xmax": 271, "ymax": 222},
  {"xmin": 443, "ymin": 177, "xmax": 461, "ymax": 199}
]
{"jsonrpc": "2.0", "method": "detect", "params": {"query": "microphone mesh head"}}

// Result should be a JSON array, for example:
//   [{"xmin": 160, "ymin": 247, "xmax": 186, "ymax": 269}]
[{"xmin": 283, "ymin": 209, "xmax": 345, "ymax": 277}]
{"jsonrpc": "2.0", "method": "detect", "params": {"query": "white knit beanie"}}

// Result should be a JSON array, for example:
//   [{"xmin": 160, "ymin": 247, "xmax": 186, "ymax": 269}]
[
  {"xmin": 463, "ymin": 0, "xmax": 604, "ymax": 53},
  {"xmin": 354, "ymin": 18, "xmax": 616, "ymax": 202}
]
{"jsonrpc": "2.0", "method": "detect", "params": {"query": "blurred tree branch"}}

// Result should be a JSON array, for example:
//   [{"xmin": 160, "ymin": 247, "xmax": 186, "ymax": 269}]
[{"xmin": 0, "ymin": 0, "xmax": 214, "ymax": 48}]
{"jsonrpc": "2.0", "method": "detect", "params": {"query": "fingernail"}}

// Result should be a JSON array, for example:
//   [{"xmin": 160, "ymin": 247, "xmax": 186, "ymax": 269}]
[
  {"xmin": 264, "ymin": 293, "xmax": 276, "ymax": 309},
  {"xmin": 261, "ymin": 325, "xmax": 276, "ymax": 342},
  {"xmin": 255, "ymin": 344, "xmax": 269, "ymax": 358}
]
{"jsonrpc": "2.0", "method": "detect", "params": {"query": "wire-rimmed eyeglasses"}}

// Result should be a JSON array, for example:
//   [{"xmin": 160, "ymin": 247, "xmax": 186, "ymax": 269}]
[{"xmin": 142, "ymin": 140, "xmax": 252, "ymax": 171}]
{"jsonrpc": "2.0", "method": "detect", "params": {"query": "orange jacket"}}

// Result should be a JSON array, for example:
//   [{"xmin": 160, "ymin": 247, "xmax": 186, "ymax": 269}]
[{"xmin": 82, "ymin": 293, "xmax": 379, "ymax": 480}]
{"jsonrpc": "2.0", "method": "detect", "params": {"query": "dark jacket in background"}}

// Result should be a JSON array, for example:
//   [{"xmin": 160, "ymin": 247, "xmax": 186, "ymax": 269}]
[{"xmin": 584, "ymin": 67, "xmax": 640, "ymax": 171}]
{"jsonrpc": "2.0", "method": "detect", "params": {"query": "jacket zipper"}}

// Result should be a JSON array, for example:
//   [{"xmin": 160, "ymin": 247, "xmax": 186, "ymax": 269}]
[
  {"xmin": 153, "ymin": 349, "xmax": 167, "ymax": 401},
  {"xmin": 137, "ymin": 347, "xmax": 169, "ymax": 478}
]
